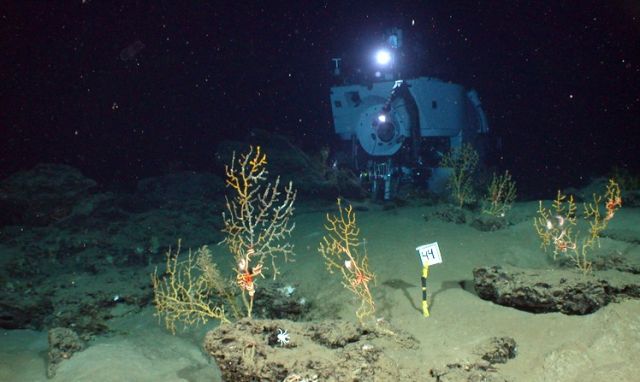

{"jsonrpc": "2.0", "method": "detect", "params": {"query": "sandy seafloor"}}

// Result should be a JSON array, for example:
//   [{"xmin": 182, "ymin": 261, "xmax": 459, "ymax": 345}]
[{"xmin": 1, "ymin": 200, "xmax": 639, "ymax": 382}]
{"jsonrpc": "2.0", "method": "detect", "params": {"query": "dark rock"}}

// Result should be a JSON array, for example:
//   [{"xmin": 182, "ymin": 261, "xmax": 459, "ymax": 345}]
[
  {"xmin": 307, "ymin": 320, "xmax": 364, "ymax": 348},
  {"xmin": 203, "ymin": 318, "xmax": 419, "ymax": 382},
  {"xmin": 135, "ymin": 171, "xmax": 225, "ymax": 206},
  {"xmin": 433, "ymin": 205, "xmax": 468, "ymax": 224},
  {"xmin": 0, "ymin": 165, "xmax": 221, "ymax": 338},
  {"xmin": 45, "ymin": 270, "xmax": 153, "ymax": 336},
  {"xmin": 0, "ymin": 294, "xmax": 53, "ymax": 330},
  {"xmin": 252, "ymin": 281, "xmax": 310, "ymax": 321},
  {"xmin": 430, "ymin": 336, "xmax": 516, "ymax": 381},
  {"xmin": 1, "ymin": 264, "xmax": 151, "ymax": 336},
  {"xmin": 477, "ymin": 337, "xmax": 517, "ymax": 364},
  {"xmin": 471, "ymin": 214, "xmax": 509, "ymax": 231},
  {"xmin": 590, "ymin": 252, "xmax": 640, "ymax": 274},
  {"xmin": 430, "ymin": 361, "xmax": 510, "ymax": 382},
  {"xmin": 0, "ymin": 164, "xmax": 97, "ymax": 226},
  {"xmin": 473, "ymin": 265, "xmax": 640, "ymax": 315},
  {"xmin": 47, "ymin": 327, "xmax": 85, "ymax": 378}
]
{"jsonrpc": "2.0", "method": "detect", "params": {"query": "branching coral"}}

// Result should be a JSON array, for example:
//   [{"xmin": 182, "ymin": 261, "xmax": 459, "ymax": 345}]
[
  {"xmin": 440, "ymin": 143, "xmax": 479, "ymax": 207},
  {"xmin": 151, "ymin": 145, "xmax": 297, "ymax": 333},
  {"xmin": 151, "ymin": 242, "xmax": 230, "ymax": 334},
  {"xmin": 482, "ymin": 170, "xmax": 517, "ymax": 217},
  {"xmin": 222, "ymin": 145, "xmax": 297, "ymax": 318},
  {"xmin": 534, "ymin": 179, "xmax": 622, "ymax": 274},
  {"xmin": 318, "ymin": 199, "xmax": 375, "ymax": 324}
]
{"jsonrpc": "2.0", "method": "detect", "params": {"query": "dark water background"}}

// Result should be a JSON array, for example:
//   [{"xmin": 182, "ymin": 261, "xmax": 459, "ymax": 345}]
[{"xmin": 2, "ymin": 1, "xmax": 638, "ymax": 197}]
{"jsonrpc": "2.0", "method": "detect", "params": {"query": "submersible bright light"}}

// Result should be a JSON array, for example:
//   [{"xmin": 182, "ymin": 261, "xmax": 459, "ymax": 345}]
[
  {"xmin": 378, "ymin": 114, "xmax": 387, "ymax": 123},
  {"xmin": 375, "ymin": 49, "xmax": 392, "ymax": 65}
]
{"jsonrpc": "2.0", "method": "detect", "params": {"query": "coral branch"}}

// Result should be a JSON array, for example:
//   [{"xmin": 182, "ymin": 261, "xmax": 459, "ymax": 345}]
[
  {"xmin": 318, "ymin": 199, "xmax": 375, "ymax": 323},
  {"xmin": 221, "ymin": 145, "xmax": 297, "ymax": 317},
  {"xmin": 151, "ymin": 145, "xmax": 297, "ymax": 332},
  {"xmin": 534, "ymin": 179, "xmax": 622, "ymax": 274},
  {"xmin": 440, "ymin": 143, "xmax": 479, "ymax": 207},
  {"xmin": 151, "ymin": 242, "xmax": 230, "ymax": 334},
  {"xmin": 482, "ymin": 170, "xmax": 517, "ymax": 217}
]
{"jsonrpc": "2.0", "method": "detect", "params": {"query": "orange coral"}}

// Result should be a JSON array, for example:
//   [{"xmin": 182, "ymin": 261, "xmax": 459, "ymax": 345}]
[
  {"xmin": 318, "ymin": 199, "xmax": 376, "ymax": 323},
  {"xmin": 222, "ymin": 145, "xmax": 297, "ymax": 318}
]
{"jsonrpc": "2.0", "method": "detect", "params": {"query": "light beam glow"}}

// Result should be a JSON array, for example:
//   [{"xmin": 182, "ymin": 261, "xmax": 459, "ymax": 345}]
[{"xmin": 375, "ymin": 49, "xmax": 392, "ymax": 66}]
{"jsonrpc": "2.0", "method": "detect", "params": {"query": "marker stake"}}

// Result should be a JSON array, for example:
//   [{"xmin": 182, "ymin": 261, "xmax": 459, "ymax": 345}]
[{"xmin": 416, "ymin": 242, "xmax": 443, "ymax": 318}]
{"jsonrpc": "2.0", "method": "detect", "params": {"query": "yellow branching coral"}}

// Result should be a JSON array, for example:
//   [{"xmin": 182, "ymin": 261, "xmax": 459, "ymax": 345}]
[
  {"xmin": 440, "ymin": 143, "xmax": 479, "ymax": 207},
  {"xmin": 482, "ymin": 170, "xmax": 517, "ymax": 217},
  {"xmin": 222, "ymin": 145, "xmax": 297, "ymax": 318},
  {"xmin": 151, "ymin": 242, "xmax": 230, "ymax": 334},
  {"xmin": 534, "ymin": 179, "xmax": 622, "ymax": 274},
  {"xmin": 318, "ymin": 199, "xmax": 375, "ymax": 324},
  {"xmin": 151, "ymin": 146, "xmax": 297, "ymax": 332},
  {"xmin": 534, "ymin": 191, "xmax": 578, "ymax": 259}
]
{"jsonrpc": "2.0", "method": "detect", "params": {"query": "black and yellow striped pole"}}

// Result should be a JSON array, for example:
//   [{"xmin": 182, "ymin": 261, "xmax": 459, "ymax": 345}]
[
  {"xmin": 421, "ymin": 262, "xmax": 430, "ymax": 317},
  {"xmin": 417, "ymin": 242, "xmax": 442, "ymax": 318}
]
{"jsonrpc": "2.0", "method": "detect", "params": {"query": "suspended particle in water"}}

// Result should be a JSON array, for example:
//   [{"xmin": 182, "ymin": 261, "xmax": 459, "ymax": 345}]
[{"xmin": 119, "ymin": 40, "xmax": 145, "ymax": 61}]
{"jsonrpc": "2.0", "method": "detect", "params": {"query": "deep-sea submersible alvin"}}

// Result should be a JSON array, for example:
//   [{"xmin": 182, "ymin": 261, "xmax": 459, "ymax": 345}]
[{"xmin": 329, "ymin": 28, "xmax": 489, "ymax": 200}]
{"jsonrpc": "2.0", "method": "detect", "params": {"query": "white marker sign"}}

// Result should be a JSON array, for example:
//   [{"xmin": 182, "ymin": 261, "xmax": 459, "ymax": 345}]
[{"xmin": 416, "ymin": 242, "xmax": 443, "ymax": 266}]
